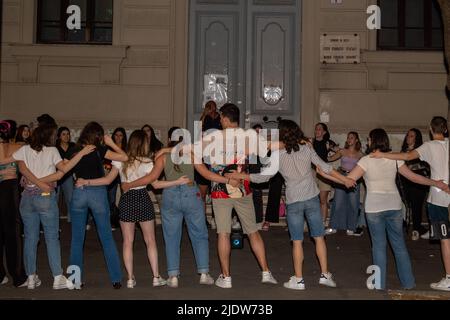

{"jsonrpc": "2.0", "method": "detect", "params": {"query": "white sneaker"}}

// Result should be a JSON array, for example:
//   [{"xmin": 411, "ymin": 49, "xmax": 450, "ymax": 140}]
[
  {"xmin": 27, "ymin": 275, "xmax": 42, "ymax": 290},
  {"xmin": 346, "ymin": 230, "xmax": 354, "ymax": 236},
  {"xmin": 200, "ymin": 273, "xmax": 214, "ymax": 285},
  {"xmin": 411, "ymin": 230, "xmax": 420, "ymax": 241},
  {"xmin": 325, "ymin": 228, "xmax": 337, "ymax": 235},
  {"xmin": 261, "ymin": 271, "xmax": 278, "ymax": 284},
  {"xmin": 420, "ymin": 231, "xmax": 430, "ymax": 240},
  {"xmin": 167, "ymin": 276, "xmax": 179, "ymax": 288},
  {"xmin": 53, "ymin": 275, "xmax": 75, "ymax": 290},
  {"xmin": 210, "ymin": 218, "xmax": 216, "ymax": 230},
  {"xmin": 215, "ymin": 274, "xmax": 232, "ymax": 289},
  {"xmin": 127, "ymin": 278, "xmax": 136, "ymax": 289},
  {"xmin": 430, "ymin": 277, "xmax": 450, "ymax": 291},
  {"xmin": 86, "ymin": 224, "xmax": 91, "ymax": 231},
  {"xmin": 153, "ymin": 276, "xmax": 167, "ymax": 287},
  {"xmin": 283, "ymin": 276, "xmax": 305, "ymax": 290},
  {"xmin": 319, "ymin": 272, "xmax": 337, "ymax": 288},
  {"xmin": 1, "ymin": 276, "xmax": 8, "ymax": 285}
]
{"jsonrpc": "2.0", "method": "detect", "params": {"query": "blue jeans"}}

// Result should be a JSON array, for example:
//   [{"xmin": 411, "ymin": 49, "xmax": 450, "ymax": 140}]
[
  {"xmin": 330, "ymin": 184, "xmax": 360, "ymax": 231},
  {"xmin": 161, "ymin": 185, "xmax": 209, "ymax": 277},
  {"xmin": 20, "ymin": 193, "xmax": 63, "ymax": 277},
  {"xmin": 57, "ymin": 176, "xmax": 74, "ymax": 222},
  {"xmin": 286, "ymin": 196, "xmax": 325, "ymax": 241},
  {"xmin": 366, "ymin": 210, "xmax": 415, "ymax": 290},
  {"xmin": 70, "ymin": 186, "xmax": 122, "ymax": 283}
]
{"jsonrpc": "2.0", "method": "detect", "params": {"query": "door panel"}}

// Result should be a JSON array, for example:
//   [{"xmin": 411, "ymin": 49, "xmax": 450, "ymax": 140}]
[
  {"xmin": 252, "ymin": 15, "xmax": 295, "ymax": 113},
  {"xmin": 188, "ymin": 0, "xmax": 300, "ymax": 131}
]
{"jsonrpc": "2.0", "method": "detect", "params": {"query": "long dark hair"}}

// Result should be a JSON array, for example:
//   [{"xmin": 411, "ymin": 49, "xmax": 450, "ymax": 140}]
[
  {"xmin": 15, "ymin": 125, "xmax": 30, "ymax": 144},
  {"xmin": 367, "ymin": 128, "xmax": 391, "ymax": 153},
  {"xmin": 401, "ymin": 128, "xmax": 423, "ymax": 152},
  {"xmin": 315, "ymin": 122, "xmax": 330, "ymax": 142},
  {"xmin": 56, "ymin": 126, "xmax": 71, "ymax": 147},
  {"xmin": 168, "ymin": 126, "xmax": 183, "ymax": 148},
  {"xmin": 0, "ymin": 120, "xmax": 17, "ymax": 142},
  {"xmin": 77, "ymin": 122, "xmax": 104, "ymax": 147},
  {"xmin": 30, "ymin": 124, "xmax": 57, "ymax": 152},
  {"xmin": 279, "ymin": 120, "xmax": 306, "ymax": 154},
  {"xmin": 142, "ymin": 124, "xmax": 163, "ymax": 153},
  {"xmin": 112, "ymin": 127, "xmax": 127, "ymax": 151}
]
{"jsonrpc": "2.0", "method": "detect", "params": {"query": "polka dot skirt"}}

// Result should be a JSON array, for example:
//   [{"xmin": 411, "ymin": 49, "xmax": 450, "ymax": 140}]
[{"xmin": 118, "ymin": 188, "xmax": 155, "ymax": 223}]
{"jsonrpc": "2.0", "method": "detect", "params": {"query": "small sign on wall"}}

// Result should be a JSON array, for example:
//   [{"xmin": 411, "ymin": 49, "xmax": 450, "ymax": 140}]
[{"xmin": 320, "ymin": 34, "xmax": 360, "ymax": 64}]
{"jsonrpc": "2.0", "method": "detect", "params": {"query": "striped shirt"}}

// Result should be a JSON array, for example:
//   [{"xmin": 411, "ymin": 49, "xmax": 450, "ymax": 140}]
[{"xmin": 250, "ymin": 144, "xmax": 333, "ymax": 204}]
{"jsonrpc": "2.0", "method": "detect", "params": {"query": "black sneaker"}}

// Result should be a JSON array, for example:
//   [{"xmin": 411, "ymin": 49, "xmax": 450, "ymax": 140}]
[{"xmin": 112, "ymin": 282, "xmax": 122, "ymax": 289}]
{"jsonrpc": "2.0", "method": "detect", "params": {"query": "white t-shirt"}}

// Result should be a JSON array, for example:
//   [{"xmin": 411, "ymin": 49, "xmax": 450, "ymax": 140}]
[
  {"xmin": 416, "ymin": 139, "xmax": 450, "ymax": 208},
  {"xmin": 112, "ymin": 158, "xmax": 154, "ymax": 190},
  {"xmin": 13, "ymin": 145, "xmax": 62, "ymax": 178},
  {"xmin": 357, "ymin": 156, "xmax": 404, "ymax": 213}
]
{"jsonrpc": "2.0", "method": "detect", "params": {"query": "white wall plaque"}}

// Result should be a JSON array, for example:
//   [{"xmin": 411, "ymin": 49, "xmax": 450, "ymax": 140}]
[{"xmin": 320, "ymin": 34, "xmax": 360, "ymax": 64}]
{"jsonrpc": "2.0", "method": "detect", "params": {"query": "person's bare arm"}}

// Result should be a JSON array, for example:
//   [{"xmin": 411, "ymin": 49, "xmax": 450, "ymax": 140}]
[
  {"xmin": 347, "ymin": 165, "xmax": 365, "ymax": 183},
  {"xmin": 104, "ymin": 135, "xmax": 128, "ymax": 162},
  {"xmin": 328, "ymin": 149, "xmax": 343, "ymax": 162},
  {"xmin": 121, "ymin": 156, "xmax": 165, "ymax": 192},
  {"xmin": 316, "ymin": 167, "xmax": 356, "ymax": 189},
  {"xmin": 225, "ymin": 172, "xmax": 250, "ymax": 181},
  {"xmin": 75, "ymin": 167, "xmax": 120, "ymax": 188},
  {"xmin": 371, "ymin": 150, "xmax": 419, "ymax": 161},
  {"xmin": 152, "ymin": 176, "xmax": 191, "ymax": 189},
  {"xmin": 194, "ymin": 163, "xmax": 240, "ymax": 187},
  {"xmin": 18, "ymin": 162, "xmax": 53, "ymax": 193},
  {"xmin": 0, "ymin": 167, "xmax": 17, "ymax": 179},
  {"xmin": 399, "ymin": 164, "xmax": 449, "ymax": 192},
  {"xmin": 56, "ymin": 145, "xmax": 96, "ymax": 175}
]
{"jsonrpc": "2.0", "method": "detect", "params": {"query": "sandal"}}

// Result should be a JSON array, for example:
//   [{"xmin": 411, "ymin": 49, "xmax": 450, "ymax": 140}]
[{"xmin": 262, "ymin": 221, "xmax": 270, "ymax": 231}]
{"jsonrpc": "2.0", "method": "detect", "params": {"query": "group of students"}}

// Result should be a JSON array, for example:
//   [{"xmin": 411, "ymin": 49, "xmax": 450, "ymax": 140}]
[
  {"xmin": 312, "ymin": 123, "xmax": 439, "ymax": 244},
  {"xmin": 0, "ymin": 109, "xmax": 449, "ymax": 292}
]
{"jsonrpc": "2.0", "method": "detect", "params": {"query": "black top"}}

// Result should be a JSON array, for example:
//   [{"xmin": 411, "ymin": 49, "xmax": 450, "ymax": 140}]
[
  {"xmin": 57, "ymin": 142, "xmax": 76, "ymax": 184},
  {"xmin": 202, "ymin": 115, "xmax": 222, "ymax": 132},
  {"xmin": 57, "ymin": 142, "xmax": 76, "ymax": 160},
  {"xmin": 313, "ymin": 139, "xmax": 329, "ymax": 162},
  {"xmin": 67, "ymin": 145, "xmax": 108, "ymax": 180}
]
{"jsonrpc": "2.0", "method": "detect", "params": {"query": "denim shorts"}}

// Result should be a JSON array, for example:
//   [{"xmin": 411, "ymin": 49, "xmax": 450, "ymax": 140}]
[
  {"xmin": 286, "ymin": 196, "xmax": 325, "ymax": 241},
  {"xmin": 427, "ymin": 203, "xmax": 449, "ymax": 223}
]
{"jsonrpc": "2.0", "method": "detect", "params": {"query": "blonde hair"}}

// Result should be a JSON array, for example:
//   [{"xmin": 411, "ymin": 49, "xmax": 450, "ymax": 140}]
[{"xmin": 122, "ymin": 130, "xmax": 151, "ymax": 180}]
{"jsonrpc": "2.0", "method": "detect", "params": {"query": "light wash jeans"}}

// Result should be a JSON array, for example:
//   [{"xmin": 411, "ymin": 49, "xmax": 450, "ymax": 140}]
[
  {"xmin": 161, "ymin": 184, "xmax": 209, "ymax": 277},
  {"xmin": 69, "ymin": 186, "xmax": 122, "ymax": 283},
  {"xmin": 366, "ymin": 209, "xmax": 415, "ymax": 290},
  {"xmin": 330, "ymin": 184, "xmax": 360, "ymax": 231},
  {"xmin": 20, "ymin": 192, "xmax": 63, "ymax": 277}
]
